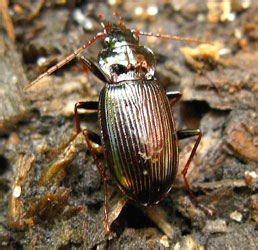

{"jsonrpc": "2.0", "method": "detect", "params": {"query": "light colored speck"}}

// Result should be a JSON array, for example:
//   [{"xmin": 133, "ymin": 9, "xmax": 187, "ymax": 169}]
[
  {"xmin": 234, "ymin": 28, "xmax": 242, "ymax": 39},
  {"xmin": 245, "ymin": 171, "xmax": 257, "ymax": 179},
  {"xmin": 230, "ymin": 210, "xmax": 243, "ymax": 222},
  {"xmin": 160, "ymin": 235, "xmax": 169, "ymax": 248},
  {"xmin": 242, "ymin": 0, "xmax": 251, "ymax": 9},
  {"xmin": 62, "ymin": 100, "xmax": 77, "ymax": 117},
  {"xmin": 108, "ymin": 0, "xmax": 118, "ymax": 6},
  {"xmin": 73, "ymin": 9, "xmax": 94, "ymax": 31},
  {"xmin": 253, "ymin": 136, "xmax": 258, "ymax": 146},
  {"xmin": 219, "ymin": 47, "xmax": 231, "ymax": 56},
  {"xmin": 10, "ymin": 75, "xmax": 18, "ymax": 84},
  {"xmin": 174, "ymin": 242, "xmax": 180, "ymax": 250},
  {"xmin": 147, "ymin": 5, "xmax": 158, "ymax": 16},
  {"xmin": 85, "ymin": 20, "xmax": 93, "ymax": 30},
  {"xmin": 134, "ymin": 6, "xmax": 144, "ymax": 16},
  {"xmin": 13, "ymin": 185, "xmax": 21, "ymax": 198},
  {"xmin": 73, "ymin": 9, "xmax": 84, "ymax": 24},
  {"xmin": 203, "ymin": 219, "xmax": 227, "ymax": 233},
  {"xmin": 171, "ymin": 0, "xmax": 186, "ymax": 11},
  {"xmin": 197, "ymin": 13, "xmax": 205, "ymax": 22},
  {"xmin": 227, "ymin": 12, "xmax": 235, "ymax": 21},
  {"xmin": 174, "ymin": 235, "xmax": 203, "ymax": 250},
  {"xmin": 146, "ymin": 36, "xmax": 157, "ymax": 44},
  {"xmin": 37, "ymin": 57, "xmax": 47, "ymax": 66},
  {"xmin": 1, "ymin": 241, "xmax": 8, "ymax": 246}
]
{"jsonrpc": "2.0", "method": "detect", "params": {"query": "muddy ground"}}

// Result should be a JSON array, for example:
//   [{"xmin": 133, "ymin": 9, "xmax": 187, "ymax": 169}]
[{"xmin": 0, "ymin": 0, "xmax": 257, "ymax": 249}]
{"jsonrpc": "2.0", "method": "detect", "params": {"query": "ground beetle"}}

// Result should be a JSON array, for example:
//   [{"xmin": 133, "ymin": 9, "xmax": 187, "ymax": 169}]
[{"xmin": 25, "ymin": 13, "xmax": 213, "ymax": 232}]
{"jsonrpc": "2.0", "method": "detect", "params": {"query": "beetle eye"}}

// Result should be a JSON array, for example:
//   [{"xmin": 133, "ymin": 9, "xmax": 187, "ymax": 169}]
[
  {"xmin": 111, "ymin": 64, "xmax": 127, "ymax": 75},
  {"xmin": 104, "ymin": 37, "xmax": 110, "ymax": 46}
]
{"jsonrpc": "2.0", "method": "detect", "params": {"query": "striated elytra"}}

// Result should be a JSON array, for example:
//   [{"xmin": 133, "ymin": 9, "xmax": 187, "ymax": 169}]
[{"xmin": 100, "ymin": 80, "xmax": 178, "ymax": 206}]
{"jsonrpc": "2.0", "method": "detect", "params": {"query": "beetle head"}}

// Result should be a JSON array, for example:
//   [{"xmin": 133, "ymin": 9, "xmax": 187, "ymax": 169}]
[
  {"xmin": 98, "ymin": 23, "xmax": 156, "ymax": 83},
  {"xmin": 103, "ymin": 24, "xmax": 140, "ymax": 50}
]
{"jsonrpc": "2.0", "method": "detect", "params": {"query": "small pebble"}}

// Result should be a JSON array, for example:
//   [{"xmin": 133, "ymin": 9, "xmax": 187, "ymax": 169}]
[{"xmin": 230, "ymin": 210, "xmax": 243, "ymax": 223}]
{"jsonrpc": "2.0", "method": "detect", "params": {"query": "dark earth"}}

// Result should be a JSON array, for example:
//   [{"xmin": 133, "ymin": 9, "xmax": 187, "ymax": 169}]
[{"xmin": 0, "ymin": 0, "xmax": 257, "ymax": 249}]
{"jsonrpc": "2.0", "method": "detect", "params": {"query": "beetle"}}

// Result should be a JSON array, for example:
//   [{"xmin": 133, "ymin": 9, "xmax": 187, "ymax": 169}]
[{"xmin": 25, "ymin": 12, "xmax": 213, "ymax": 232}]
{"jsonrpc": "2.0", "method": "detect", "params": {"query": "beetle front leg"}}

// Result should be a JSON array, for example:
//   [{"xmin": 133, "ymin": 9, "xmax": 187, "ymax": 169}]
[
  {"xmin": 177, "ymin": 129, "xmax": 213, "ymax": 216},
  {"xmin": 80, "ymin": 56, "xmax": 111, "ymax": 83}
]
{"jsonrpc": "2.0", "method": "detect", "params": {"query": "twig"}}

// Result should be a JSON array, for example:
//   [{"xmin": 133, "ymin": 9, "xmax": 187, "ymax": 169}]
[{"xmin": 0, "ymin": 0, "xmax": 15, "ymax": 42}]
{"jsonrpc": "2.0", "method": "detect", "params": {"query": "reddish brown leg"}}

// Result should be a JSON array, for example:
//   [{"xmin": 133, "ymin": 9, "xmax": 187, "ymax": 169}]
[
  {"xmin": 166, "ymin": 91, "xmax": 182, "ymax": 108},
  {"xmin": 74, "ymin": 102, "xmax": 97, "ymax": 132},
  {"xmin": 49, "ymin": 101, "xmax": 99, "ymax": 150},
  {"xmin": 82, "ymin": 130, "xmax": 110, "ymax": 232},
  {"xmin": 46, "ymin": 101, "xmax": 99, "ymax": 156},
  {"xmin": 75, "ymin": 102, "xmax": 111, "ymax": 232},
  {"xmin": 178, "ymin": 129, "xmax": 213, "ymax": 216}
]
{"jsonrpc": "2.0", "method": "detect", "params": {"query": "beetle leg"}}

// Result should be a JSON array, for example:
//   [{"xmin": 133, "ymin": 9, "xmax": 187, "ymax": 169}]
[
  {"xmin": 57, "ymin": 101, "xmax": 99, "ymax": 148},
  {"xmin": 75, "ymin": 102, "xmax": 111, "ymax": 233},
  {"xmin": 177, "ymin": 129, "xmax": 200, "ymax": 140},
  {"xmin": 46, "ymin": 101, "xmax": 100, "ymax": 158},
  {"xmin": 80, "ymin": 56, "xmax": 111, "ymax": 83},
  {"xmin": 166, "ymin": 91, "xmax": 182, "ymax": 108},
  {"xmin": 86, "ymin": 130, "xmax": 102, "ymax": 146},
  {"xmin": 74, "ymin": 101, "xmax": 98, "ymax": 132},
  {"xmin": 82, "ymin": 129, "xmax": 110, "ymax": 232},
  {"xmin": 177, "ymin": 129, "xmax": 213, "ymax": 216}
]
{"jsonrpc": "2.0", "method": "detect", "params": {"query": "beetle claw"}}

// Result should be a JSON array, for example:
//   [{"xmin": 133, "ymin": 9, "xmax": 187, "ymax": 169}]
[{"xmin": 199, "ymin": 204, "xmax": 214, "ymax": 216}]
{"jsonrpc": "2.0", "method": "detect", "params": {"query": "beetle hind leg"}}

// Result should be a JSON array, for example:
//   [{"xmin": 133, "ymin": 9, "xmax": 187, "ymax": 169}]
[{"xmin": 178, "ymin": 129, "xmax": 213, "ymax": 216}]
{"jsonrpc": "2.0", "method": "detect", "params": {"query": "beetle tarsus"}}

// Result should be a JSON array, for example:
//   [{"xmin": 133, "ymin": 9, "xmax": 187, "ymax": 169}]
[
  {"xmin": 199, "ymin": 204, "xmax": 214, "ymax": 216},
  {"xmin": 179, "ymin": 129, "xmax": 213, "ymax": 216}
]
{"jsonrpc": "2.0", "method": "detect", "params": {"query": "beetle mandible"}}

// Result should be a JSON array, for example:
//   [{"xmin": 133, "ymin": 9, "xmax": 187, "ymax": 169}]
[{"xmin": 25, "ymin": 12, "xmax": 213, "ymax": 232}]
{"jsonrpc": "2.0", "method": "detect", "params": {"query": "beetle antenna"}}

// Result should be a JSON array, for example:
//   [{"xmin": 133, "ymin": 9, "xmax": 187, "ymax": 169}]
[
  {"xmin": 24, "ymin": 32, "xmax": 106, "ymax": 91},
  {"xmin": 132, "ymin": 29, "xmax": 213, "ymax": 45},
  {"xmin": 113, "ymin": 12, "xmax": 125, "ymax": 26},
  {"xmin": 99, "ymin": 13, "xmax": 106, "ymax": 32}
]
